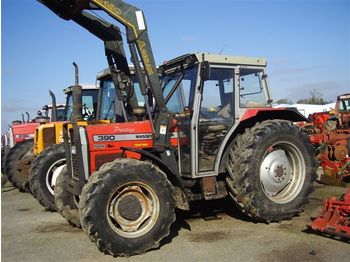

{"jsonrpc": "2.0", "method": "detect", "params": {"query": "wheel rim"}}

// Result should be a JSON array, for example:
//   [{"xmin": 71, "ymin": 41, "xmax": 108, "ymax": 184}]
[
  {"xmin": 46, "ymin": 159, "xmax": 66, "ymax": 195},
  {"xmin": 260, "ymin": 141, "xmax": 306, "ymax": 204},
  {"xmin": 107, "ymin": 181, "xmax": 160, "ymax": 238}
]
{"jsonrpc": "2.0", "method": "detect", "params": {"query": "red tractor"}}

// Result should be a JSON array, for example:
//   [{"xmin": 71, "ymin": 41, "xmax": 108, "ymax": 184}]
[{"xmin": 40, "ymin": 0, "xmax": 317, "ymax": 257}]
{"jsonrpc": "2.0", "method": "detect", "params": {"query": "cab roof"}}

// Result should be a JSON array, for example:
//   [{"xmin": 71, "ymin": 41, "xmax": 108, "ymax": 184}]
[{"xmin": 161, "ymin": 53, "xmax": 267, "ymax": 71}]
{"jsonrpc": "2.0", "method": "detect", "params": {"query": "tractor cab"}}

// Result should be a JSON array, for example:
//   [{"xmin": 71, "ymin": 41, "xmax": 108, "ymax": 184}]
[{"xmin": 160, "ymin": 53, "xmax": 273, "ymax": 176}]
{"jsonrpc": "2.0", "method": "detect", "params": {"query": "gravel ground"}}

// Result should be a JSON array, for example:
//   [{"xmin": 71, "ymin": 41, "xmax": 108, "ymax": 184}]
[{"xmin": 1, "ymin": 182, "xmax": 349, "ymax": 262}]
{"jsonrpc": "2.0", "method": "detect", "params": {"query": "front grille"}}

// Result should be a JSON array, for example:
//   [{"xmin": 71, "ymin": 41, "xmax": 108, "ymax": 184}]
[
  {"xmin": 69, "ymin": 128, "xmax": 79, "ymax": 181},
  {"xmin": 43, "ymin": 126, "xmax": 55, "ymax": 150},
  {"xmin": 69, "ymin": 128, "xmax": 75, "ymax": 146}
]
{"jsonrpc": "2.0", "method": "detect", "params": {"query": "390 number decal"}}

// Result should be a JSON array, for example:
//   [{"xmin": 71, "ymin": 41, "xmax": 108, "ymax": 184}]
[{"xmin": 96, "ymin": 135, "xmax": 116, "ymax": 141}]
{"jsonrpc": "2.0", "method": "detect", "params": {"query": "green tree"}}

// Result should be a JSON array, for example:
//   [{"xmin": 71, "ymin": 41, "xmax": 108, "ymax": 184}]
[{"xmin": 297, "ymin": 89, "xmax": 331, "ymax": 105}]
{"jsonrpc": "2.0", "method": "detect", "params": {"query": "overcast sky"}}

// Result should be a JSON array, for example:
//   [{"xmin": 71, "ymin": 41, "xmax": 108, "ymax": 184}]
[{"xmin": 1, "ymin": 0, "xmax": 349, "ymax": 133}]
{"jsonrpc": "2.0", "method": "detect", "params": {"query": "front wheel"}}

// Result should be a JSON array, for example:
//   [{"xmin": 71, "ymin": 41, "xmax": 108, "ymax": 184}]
[
  {"xmin": 29, "ymin": 143, "xmax": 66, "ymax": 212},
  {"xmin": 225, "ymin": 120, "xmax": 316, "ymax": 222},
  {"xmin": 80, "ymin": 158, "xmax": 176, "ymax": 257}
]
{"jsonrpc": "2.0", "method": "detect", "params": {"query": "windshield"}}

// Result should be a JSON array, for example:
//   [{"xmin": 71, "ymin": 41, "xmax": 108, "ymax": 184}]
[
  {"xmin": 56, "ymin": 108, "xmax": 66, "ymax": 121},
  {"xmin": 99, "ymin": 79, "xmax": 116, "ymax": 120},
  {"xmin": 82, "ymin": 89, "xmax": 99, "ymax": 120},
  {"xmin": 64, "ymin": 89, "xmax": 99, "ymax": 121},
  {"xmin": 161, "ymin": 66, "xmax": 197, "ymax": 113},
  {"xmin": 239, "ymin": 68, "xmax": 270, "ymax": 108},
  {"xmin": 98, "ymin": 75, "xmax": 144, "ymax": 120},
  {"xmin": 131, "ymin": 75, "xmax": 144, "ymax": 106}
]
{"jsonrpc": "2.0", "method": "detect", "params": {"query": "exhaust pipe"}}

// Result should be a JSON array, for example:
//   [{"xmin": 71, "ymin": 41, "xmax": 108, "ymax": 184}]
[
  {"xmin": 71, "ymin": 62, "xmax": 82, "ymax": 122},
  {"xmin": 21, "ymin": 113, "xmax": 25, "ymax": 123},
  {"xmin": 26, "ymin": 112, "xmax": 30, "ymax": 123},
  {"xmin": 49, "ymin": 90, "xmax": 57, "ymax": 122},
  {"xmin": 73, "ymin": 62, "xmax": 79, "ymax": 85}
]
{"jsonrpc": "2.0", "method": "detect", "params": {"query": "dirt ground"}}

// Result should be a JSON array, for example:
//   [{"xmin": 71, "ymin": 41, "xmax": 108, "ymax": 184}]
[{"xmin": 1, "ymin": 182, "xmax": 349, "ymax": 262}]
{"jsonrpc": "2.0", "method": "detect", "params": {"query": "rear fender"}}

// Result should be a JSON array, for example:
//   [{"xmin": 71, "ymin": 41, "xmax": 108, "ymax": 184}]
[
  {"xmin": 240, "ymin": 108, "xmax": 307, "ymax": 123},
  {"xmin": 219, "ymin": 108, "xmax": 308, "ymax": 173}
]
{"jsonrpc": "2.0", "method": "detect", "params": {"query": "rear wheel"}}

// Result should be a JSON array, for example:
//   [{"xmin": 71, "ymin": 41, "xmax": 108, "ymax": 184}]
[
  {"xmin": 54, "ymin": 166, "xmax": 81, "ymax": 227},
  {"xmin": 225, "ymin": 120, "xmax": 316, "ymax": 222},
  {"xmin": 30, "ymin": 143, "xmax": 66, "ymax": 211},
  {"xmin": 5, "ymin": 139, "xmax": 34, "ymax": 192},
  {"xmin": 80, "ymin": 158, "xmax": 176, "ymax": 257}
]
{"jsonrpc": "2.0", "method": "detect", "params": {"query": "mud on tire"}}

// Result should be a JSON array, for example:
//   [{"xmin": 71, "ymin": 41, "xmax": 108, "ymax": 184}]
[
  {"xmin": 54, "ymin": 165, "xmax": 81, "ymax": 227},
  {"xmin": 225, "ymin": 120, "xmax": 316, "ymax": 222},
  {"xmin": 80, "ymin": 158, "xmax": 176, "ymax": 257},
  {"xmin": 30, "ymin": 143, "xmax": 66, "ymax": 212},
  {"xmin": 5, "ymin": 139, "xmax": 34, "ymax": 192}
]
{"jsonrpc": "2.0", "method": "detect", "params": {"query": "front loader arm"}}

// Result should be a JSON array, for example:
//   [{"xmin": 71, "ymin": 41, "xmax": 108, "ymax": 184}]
[{"xmin": 89, "ymin": 0, "xmax": 165, "ymax": 109}]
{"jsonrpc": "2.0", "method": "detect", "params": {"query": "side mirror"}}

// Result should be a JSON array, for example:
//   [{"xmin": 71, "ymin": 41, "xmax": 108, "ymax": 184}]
[{"xmin": 201, "ymin": 61, "xmax": 211, "ymax": 81}]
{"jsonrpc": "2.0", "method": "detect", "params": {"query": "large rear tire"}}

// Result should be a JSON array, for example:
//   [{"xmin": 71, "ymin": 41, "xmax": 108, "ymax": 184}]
[
  {"xmin": 225, "ymin": 120, "xmax": 316, "ymax": 222},
  {"xmin": 5, "ymin": 139, "xmax": 34, "ymax": 192},
  {"xmin": 30, "ymin": 143, "xmax": 66, "ymax": 212},
  {"xmin": 80, "ymin": 158, "xmax": 176, "ymax": 257},
  {"xmin": 54, "ymin": 166, "xmax": 81, "ymax": 227}
]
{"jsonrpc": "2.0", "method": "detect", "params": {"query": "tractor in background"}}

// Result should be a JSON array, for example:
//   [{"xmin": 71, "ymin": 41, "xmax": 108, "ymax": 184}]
[
  {"xmin": 4, "ymin": 63, "xmax": 99, "ymax": 193},
  {"xmin": 1, "ymin": 103, "xmax": 58, "ymax": 178},
  {"xmin": 304, "ymin": 93, "xmax": 350, "ymax": 185}
]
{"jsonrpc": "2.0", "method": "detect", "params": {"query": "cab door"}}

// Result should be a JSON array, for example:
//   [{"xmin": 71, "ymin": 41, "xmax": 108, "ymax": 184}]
[{"xmin": 195, "ymin": 66, "xmax": 236, "ymax": 176}]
